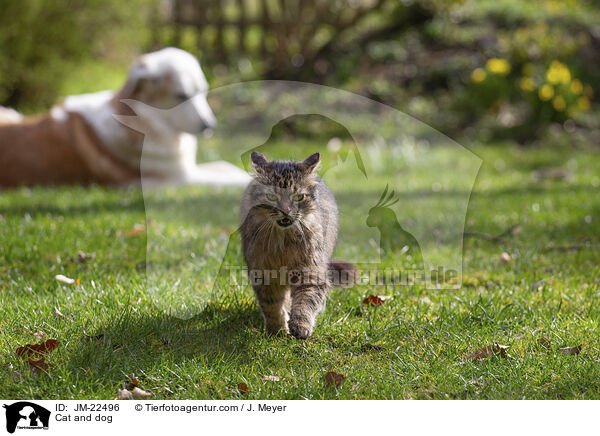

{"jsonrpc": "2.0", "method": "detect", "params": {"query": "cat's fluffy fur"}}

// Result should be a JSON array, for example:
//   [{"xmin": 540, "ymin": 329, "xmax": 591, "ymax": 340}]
[{"xmin": 240, "ymin": 152, "xmax": 350, "ymax": 339}]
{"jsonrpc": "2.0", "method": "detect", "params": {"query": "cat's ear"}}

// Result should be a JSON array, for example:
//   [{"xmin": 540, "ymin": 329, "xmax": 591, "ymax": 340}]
[
  {"xmin": 250, "ymin": 152, "xmax": 268, "ymax": 173},
  {"xmin": 302, "ymin": 152, "xmax": 321, "ymax": 174}
]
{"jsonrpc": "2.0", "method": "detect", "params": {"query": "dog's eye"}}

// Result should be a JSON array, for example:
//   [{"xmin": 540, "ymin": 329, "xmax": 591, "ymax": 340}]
[
  {"xmin": 176, "ymin": 93, "xmax": 189, "ymax": 101},
  {"xmin": 293, "ymin": 194, "xmax": 305, "ymax": 201},
  {"xmin": 266, "ymin": 193, "xmax": 278, "ymax": 201}
]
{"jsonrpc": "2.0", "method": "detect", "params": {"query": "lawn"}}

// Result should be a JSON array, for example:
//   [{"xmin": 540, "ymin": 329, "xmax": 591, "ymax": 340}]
[{"xmin": 1, "ymin": 142, "xmax": 599, "ymax": 400}]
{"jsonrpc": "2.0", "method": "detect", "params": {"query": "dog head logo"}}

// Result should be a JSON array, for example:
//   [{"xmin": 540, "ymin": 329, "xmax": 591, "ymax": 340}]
[{"xmin": 3, "ymin": 402, "xmax": 50, "ymax": 434}]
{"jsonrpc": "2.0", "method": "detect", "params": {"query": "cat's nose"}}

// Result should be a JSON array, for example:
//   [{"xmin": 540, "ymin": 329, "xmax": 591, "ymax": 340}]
[{"xmin": 280, "ymin": 204, "xmax": 292, "ymax": 215}]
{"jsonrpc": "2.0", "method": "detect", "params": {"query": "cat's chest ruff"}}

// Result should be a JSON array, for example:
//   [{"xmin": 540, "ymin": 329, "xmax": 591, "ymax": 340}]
[{"xmin": 248, "ymin": 225, "xmax": 317, "ymax": 267}]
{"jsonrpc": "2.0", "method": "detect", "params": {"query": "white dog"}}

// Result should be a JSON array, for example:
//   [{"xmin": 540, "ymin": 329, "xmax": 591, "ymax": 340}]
[{"xmin": 0, "ymin": 47, "xmax": 250, "ymax": 187}]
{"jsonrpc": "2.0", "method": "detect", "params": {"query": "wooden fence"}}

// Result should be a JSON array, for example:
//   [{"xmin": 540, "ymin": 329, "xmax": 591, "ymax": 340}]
[{"xmin": 154, "ymin": 0, "xmax": 394, "ymax": 77}]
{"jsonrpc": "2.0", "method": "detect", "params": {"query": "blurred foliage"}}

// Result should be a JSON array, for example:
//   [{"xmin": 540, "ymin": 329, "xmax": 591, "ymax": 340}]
[
  {"xmin": 0, "ymin": 0, "xmax": 150, "ymax": 112},
  {"xmin": 151, "ymin": 0, "xmax": 600, "ymax": 145},
  {"xmin": 406, "ymin": 0, "xmax": 599, "ymax": 144},
  {"xmin": 1, "ymin": 0, "xmax": 598, "ymax": 145}
]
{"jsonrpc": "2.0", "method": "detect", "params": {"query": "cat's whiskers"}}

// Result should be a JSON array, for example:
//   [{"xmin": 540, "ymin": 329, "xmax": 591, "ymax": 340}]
[
  {"xmin": 249, "ymin": 223, "xmax": 262, "ymax": 241},
  {"xmin": 250, "ymin": 219, "xmax": 270, "ymax": 242},
  {"xmin": 299, "ymin": 220, "xmax": 317, "ymax": 241},
  {"xmin": 268, "ymin": 220, "xmax": 277, "ymax": 252},
  {"xmin": 296, "ymin": 222, "xmax": 309, "ymax": 248}
]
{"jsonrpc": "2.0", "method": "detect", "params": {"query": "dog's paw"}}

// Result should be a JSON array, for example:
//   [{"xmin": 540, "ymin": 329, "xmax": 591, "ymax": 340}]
[{"xmin": 288, "ymin": 320, "xmax": 312, "ymax": 340}]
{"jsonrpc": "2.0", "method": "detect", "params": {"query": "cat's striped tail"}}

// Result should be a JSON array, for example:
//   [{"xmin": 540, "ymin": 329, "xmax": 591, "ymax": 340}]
[{"xmin": 328, "ymin": 259, "xmax": 358, "ymax": 288}]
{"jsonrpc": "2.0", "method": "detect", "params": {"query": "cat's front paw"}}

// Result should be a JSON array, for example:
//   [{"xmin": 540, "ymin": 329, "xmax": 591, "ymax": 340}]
[
  {"xmin": 288, "ymin": 320, "xmax": 312, "ymax": 340},
  {"xmin": 265, "ymin": 321, "xmax": 289, "ymax": 337}
]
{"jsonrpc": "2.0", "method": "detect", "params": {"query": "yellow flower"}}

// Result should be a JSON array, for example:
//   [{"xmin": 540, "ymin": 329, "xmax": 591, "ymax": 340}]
[
  {"xmin": 552, "ymin": 96, "xmax": 566, "ymax": 111},
  {"xmin": 546, "ymin": 60, "xmax": 571, "ymax": 85},
  {"xmin": 520, "ymin": 77, "xmax": 536, "ymax": 92},
  {"xmin": 486, "ymin": 58, "xmax": 511, "ymax": 75},
  {"xmin": 577, "ymin": 97, "xmax": 591, "ymax": 111},
  {"xmin": 539, "ymin": 84, "xmax": 555, "ymax": 101},
  {"xmin": 570, "ymin": 79, "xmax": 583, "ymax": 95},
  {"xmin": 471, "ymin": 68, "xmax": 487, "ymax": 83}
]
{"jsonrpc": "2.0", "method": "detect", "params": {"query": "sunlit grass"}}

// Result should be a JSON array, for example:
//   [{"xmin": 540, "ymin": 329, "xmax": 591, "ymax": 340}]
[{"xmin": 0, "ymin": 144, "xmax": 599, "ymax": 399}]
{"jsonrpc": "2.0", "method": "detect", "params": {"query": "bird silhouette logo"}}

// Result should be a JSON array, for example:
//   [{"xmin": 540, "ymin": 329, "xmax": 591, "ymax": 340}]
[{"xmin": 366, "ymin": 184, "xmax": 423, "ymax": 270}]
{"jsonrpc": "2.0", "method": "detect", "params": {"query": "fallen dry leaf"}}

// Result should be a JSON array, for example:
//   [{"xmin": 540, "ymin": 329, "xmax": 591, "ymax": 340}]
[
  {"xmin": 500, "ymin": 252, "xmax": 511, "ymax": 264},
  {"xmin": 27, "ymin": 358, "xmax": 50, "ymax": 375},
  {"xmin": 466, "ymin": 344, "xmax": 510, "ymax": 361},
  {"xmin": 261, "ymin": 375, "xmax": 280, "ymax": 382},
  {"xmin": 16, "ymin": 339, "xmax": 59, "ymax": 358},
  {"xmin": 131, "ymin": 387, "xmax": 152, "ymax": 399},
  {"xmin": 115, "ymin": 389, "xmax": 134, "ymax": 400},
  {"xmin": 324, "ymin": 371, "xmax": 345, "ymax": 387},
  {"xmin": 77, "ymin": 251, "xmax": 95, "ymax": 263},
  {"xmin": 363, "ymin": 295, "xmax": 392, "ymax": 306},
  {"xmin": 15, "ymin": 340, "xmax": 58, "ymax": 375},
  {"xmin": 55, "ymin": 274, "xmax": 75, "ymax": 285},
  {"xmin": 125, "ymin": 224, "xmax": 146, "ymax": 236},
  {"xmin": 237, "ymin": 382, "xmax": 249, "ymax": 395},
  {"xmin": 15, "ymin": 339, "xmax": 59, "ymax": 375},
  {"xmin": 537, "ymin": 337, "xmax": 551, "ymax": 348},
  {"xmin": 126, "ymin": 374, "xmax": 139, "ymax": 390},
  {"xmin": 559, "ymin": 345, "xmax": 582, "ymax": 355},
  {"xmin": 54, "ymin": 307, "xmax": 64, "ymax": 318}
]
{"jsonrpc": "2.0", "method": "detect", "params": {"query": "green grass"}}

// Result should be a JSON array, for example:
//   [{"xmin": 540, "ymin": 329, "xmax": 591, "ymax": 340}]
[
  {"xmin": 1, "ymin": 143, "xmax": 599, "ymax": 400},
  {"xmin": 59, "ymin": 60, "xmax": 128, "ymax": 100}
]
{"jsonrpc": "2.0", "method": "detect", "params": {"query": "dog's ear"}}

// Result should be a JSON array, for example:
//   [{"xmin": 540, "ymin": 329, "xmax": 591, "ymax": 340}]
[
  {"xmin": 302, "ymin": 152, "xmax": 321, "ymax": 174},
  {"xmin": 118, "ymin": 60, "xmax": 154, "ymax": 100},
  {"xmin": 250, "ymin": 152, "xmax": 269, "ymax": 174}
]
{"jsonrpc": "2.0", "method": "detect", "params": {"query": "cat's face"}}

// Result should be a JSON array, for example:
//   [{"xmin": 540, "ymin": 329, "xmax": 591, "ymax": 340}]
[{"xmin": 249, "ymin": 152, "xmax": 320, "ymax": 229}]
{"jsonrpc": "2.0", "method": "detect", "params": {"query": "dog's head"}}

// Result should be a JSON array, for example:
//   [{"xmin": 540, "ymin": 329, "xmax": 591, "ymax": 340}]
[{"xmin": 117, "ymin": 47, "xmax": 216, "ymax": 134}]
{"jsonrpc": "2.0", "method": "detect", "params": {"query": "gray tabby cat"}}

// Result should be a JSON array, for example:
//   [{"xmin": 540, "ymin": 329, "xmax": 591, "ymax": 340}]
[{"xmin": 240, "ymin": 151, "xmax": 353, "ymax": 339}]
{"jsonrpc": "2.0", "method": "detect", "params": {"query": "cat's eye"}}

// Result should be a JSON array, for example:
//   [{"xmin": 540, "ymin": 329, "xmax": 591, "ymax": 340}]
[
  {"xmin": 266, "ymin": 193, "xmax": 278, "ymax": 201},
  {"xmin": 293, "ymin": 194, "xmax": 305, "ymax": 201}
]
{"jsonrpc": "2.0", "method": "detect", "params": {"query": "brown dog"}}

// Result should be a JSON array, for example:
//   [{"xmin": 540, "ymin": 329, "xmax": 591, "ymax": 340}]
[
  {"xmin": 0, "ymin": 110, "xmax": 139, "ymax": 187},
  {"xmin": 0, "ymin": 47, "xmax": 250, "ymax": 188}
]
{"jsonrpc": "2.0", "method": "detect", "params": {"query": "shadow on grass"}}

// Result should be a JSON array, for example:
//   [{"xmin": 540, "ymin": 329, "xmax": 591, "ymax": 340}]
[
  {"xmin": 0, "ymin": 192, "xmax": 145, "ymax": 217},
  {"xmin": 2, "ymin": 181, "xmax": 596, "ymax": 218},
  {"xmin": 66, "ymin": 300, "xmax": 266, "ymax": 390}
]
